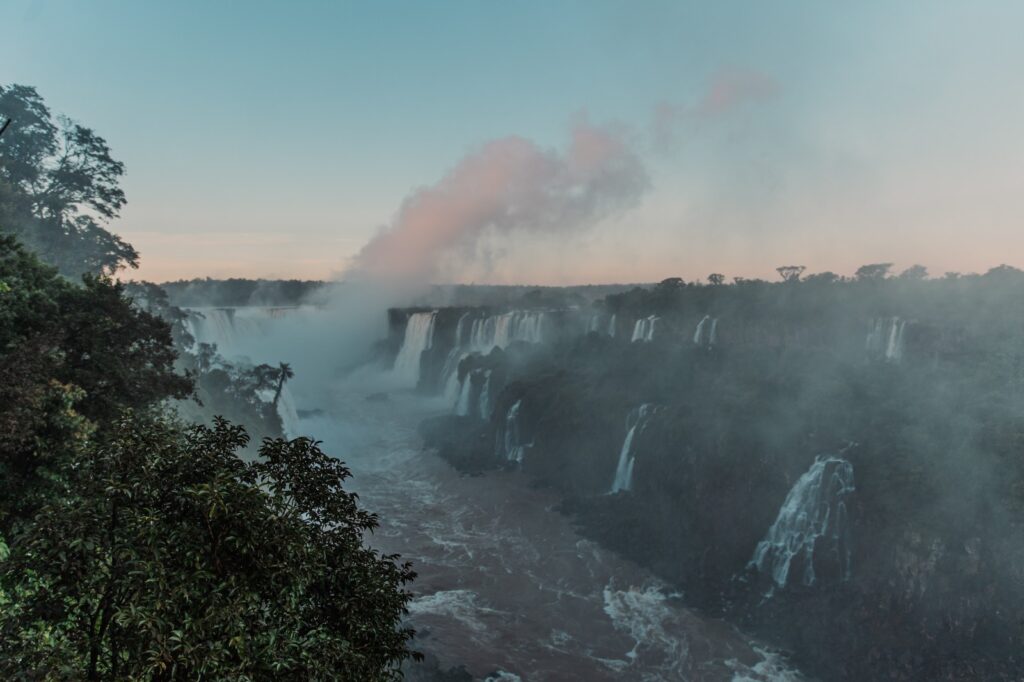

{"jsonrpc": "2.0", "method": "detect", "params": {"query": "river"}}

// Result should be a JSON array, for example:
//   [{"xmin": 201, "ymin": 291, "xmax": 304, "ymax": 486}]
[{"xmin": 299, "ymin": 386, "xmax": 804, "ymax": 681}]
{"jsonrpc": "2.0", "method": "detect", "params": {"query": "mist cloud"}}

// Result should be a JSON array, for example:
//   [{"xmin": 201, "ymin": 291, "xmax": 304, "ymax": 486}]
[
  {"xmin": 348, "ymin": 116, "xmax": 649, "ymax": 283},
  {"xmin": 652, "ymin": 67, "xmax": 779, "ymax": 147}
]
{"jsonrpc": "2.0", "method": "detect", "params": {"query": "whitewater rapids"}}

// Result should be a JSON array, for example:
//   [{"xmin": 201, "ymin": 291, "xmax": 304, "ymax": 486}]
[{"xmin": 300, "ymin": 387, "xmax": 804, "ymax": 681}]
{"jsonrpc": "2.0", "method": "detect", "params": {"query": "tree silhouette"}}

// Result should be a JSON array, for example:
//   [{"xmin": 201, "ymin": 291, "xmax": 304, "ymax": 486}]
[
  {"xmin": 273, "ymin": 362, "xmax": 294, "ymax": 406},
  {"xmin": 855, "ymin": 263, "xmax": 893, "ymax": 281},
  {"xmin": 776, "ymin": 265, "xmax": 806, "ymax": 282},
  {"xmin": 899, "ymin": 264, "xmax": 928, "ymax": 280},
  {"xmin": 707, "ymin": 273, "xmax": 725, "ymax": 286}
]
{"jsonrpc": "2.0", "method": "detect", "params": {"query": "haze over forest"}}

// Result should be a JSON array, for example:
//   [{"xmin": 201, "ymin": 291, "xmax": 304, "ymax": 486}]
[{"xmin": 3, "ymin": 3, "xmax": 1024, "ymax": 681}]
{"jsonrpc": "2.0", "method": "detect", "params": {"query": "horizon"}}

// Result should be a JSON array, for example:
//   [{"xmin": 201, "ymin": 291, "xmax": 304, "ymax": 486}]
[{"xmin": 6, "ymin": 1, "xmax": 1024, "ymax": 284}]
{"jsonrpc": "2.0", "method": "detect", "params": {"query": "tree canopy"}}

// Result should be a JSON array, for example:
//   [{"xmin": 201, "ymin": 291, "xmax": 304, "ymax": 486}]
[{"xmin": 0, "ymin": 84, "xmax": 137, "ymax": 277}]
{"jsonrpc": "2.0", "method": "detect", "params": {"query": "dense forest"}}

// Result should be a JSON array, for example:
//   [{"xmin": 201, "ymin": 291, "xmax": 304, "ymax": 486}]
[
  {"xmin": 0, "ymin": 84, "xmax": 419, "ymax": 679},
  {"xmin": 402, "ymin": 269, "xmax": 1024, "ymax": 680}
]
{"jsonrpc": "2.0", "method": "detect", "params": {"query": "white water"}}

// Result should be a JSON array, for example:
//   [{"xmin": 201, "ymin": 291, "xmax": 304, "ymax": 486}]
[
  {"xmin": 865, "ymin": 317, "xmax": 907, "ymax": 362},
  {"xmin": 496, "ymin": 399, "xmax": 531, "ymax": 463},
  {"xmin": 749, "ymin": 455, "xmax": 855, "ymax": 590},
  {"xmin": 694, "ymin": 315, "xmax": 718, "ymax": 346},
  {"xmin": 299, "ymin": 389, "xmax": 803, "ymax": 681},
  {"xmin": 631, "ymin": 316, "xmax": 658, "ymax": 343},
  {"xmin": 393, "ymin": 311, "xmax": 437, "ymax": 387},
  {"xmin": 610, "ymin": 404, "xmax": 657, "ymax": 493},
  {"xmin": 186, "ymin": 306, "xmax": 307, "ymax": 356},
  {"xmin": 477, "ymin": 369, "xmax": 493, "ymax": 420},
  {"xmin": 441, "ymin": 311, "xmax": 547, "ymax": 404},
  {"xmin": 608, "ymin": 313, "xmax": 617, "ymax": 337},
  {"xmin": 275, "ymin": 384, "xmax": 302, "ymax": 438},
  {"xmin": 468, "ymin": 311, "xmax": 547, "ymax": 350}
]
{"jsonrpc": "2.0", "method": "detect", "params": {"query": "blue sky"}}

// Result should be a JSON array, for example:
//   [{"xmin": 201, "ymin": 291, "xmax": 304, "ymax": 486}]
[{"xmin": 6, "ymin": 1, "xmax": 1024, "ymax": 283}]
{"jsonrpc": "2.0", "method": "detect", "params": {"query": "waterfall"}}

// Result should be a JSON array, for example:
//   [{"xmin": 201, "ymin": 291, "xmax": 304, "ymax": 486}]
[
  {"xmin": 496, "ymin": 399, "xmax": 531, "ymax": 463},
  {"xmin": 631, "ymin": 316, "xmax": 658, "ymax": 342},
  {"xmin": 749, "ymin": 455, "xmax": 855, "ymax": 589},
  {"xmin": 866, "ymin": 317, "xmax": 907, "ymax": 362},
  {"xmin": 393, "ymin": 311, "xmax": 437, "ymax": 386},
  {"xmin": 885, "ymin": 318, "xmax": 907, "ymax": 361},
  {"xmin": 588, "ymin": 314, "xmax": 601, "ymax": 333},
  {"xmin": 607, "ymin": 314, "xmax": 617, "ymax": 337},
  {"xmin": 275, "ymin": 384, "xmax": 302, "ymax": 439},
  {"xmin": 610, "ymin": 404, "xmax": 657, "ymax": 493},
  {"xmin": 441, "ymin": 311, "xmax": 545, "ymax": 400},
  {"xmin": 477, "ymin": 370, "xmax": 493, "ymax": 419},
  {"xmin": 185, "ymin": 306, "xmax": 305, "ymax": 359},
  {"xmin": 468, "ymin": 311, "xmax": 547, "ymax": 351},
  {"xmin": 454, "ymin": 372, "xmax": 475, "ymax": 416},
  {"xmin": 693, "ymin": 315, "xmax": 717, "ymax": 346}
]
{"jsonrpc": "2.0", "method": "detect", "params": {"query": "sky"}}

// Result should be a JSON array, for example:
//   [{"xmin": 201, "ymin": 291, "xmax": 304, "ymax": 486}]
[{"xmin": 5, "ymin": 1, "xmax": 1024, "ymax": 284}]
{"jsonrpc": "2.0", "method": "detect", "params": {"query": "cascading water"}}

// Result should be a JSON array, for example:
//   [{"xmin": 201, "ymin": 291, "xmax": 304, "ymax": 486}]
[
  {"xmin": 393, "ymin": 311, "xmax": 437, "ymax": 387},
  {"xmin": 866, "ymin": 317, "xmax": 907, "ymax": 362},
  {"xmin": 185, "ymin": 306, "xmax": 305, "ymax": 359},
  {"xmin": 749, "ymin": 455, "xmax": 855, "ymax": 590},
  {"xmin": 275, "ymin": 384, "xmax": 302, "ymax": 438},
  {"xmin": 496, "ymin": 399, "xmax": 531, "ymax": 463},
  {"xmin": 610, "ymin": 404, "xmax": 657, "ymax": 493},
  {"xmin": 454, "ymin": 371, "xmax": 476, "ymax": 417},
  {"xmin": 607, "ymin": 313, "xmax": 617, "ymax": 337},
  {"xmin": 693, "ymin": 315, "xmax": 718, "ymax": 346},
  {"xmin": 630, "ymin": 316, "xmax": 658, "ymax": 343},
  {"xmin": 468, "ymin": 311, "xmax": 547, "ymax": 350},
  {"xmin": 477, "ymin": 370, "xmax": 493, "ymax": 419},
  {"xmin": 442, "ymin": 311, "xmax": 547, "ymax": 403}
]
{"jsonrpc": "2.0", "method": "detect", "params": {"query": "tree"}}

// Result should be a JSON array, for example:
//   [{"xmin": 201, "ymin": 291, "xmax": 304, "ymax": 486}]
[
  {"xmin": 776, "ymin": 265, "xmax": 806, "ymax": 282},
  {"xmin": 0, "ymin": 84, "xmax": 137, "ymax": 277},
  {"xmin": 899, "ymin": 264, "xmax": 928, "ymax": 280},
  {"xmin": 274, "ymin": 362, "xmax": 295, "ymax": 406},
  {"xmin": 0, "ymin": 235, "xmax": 191, "ymax": 524},
  {"xmin": 0, "ymin": 414, "xmax": 418, "ymax": 680},
  {"xmin": 804, "ymin": 271, "xmax": 840, "ymax": 285},
  {"xmin": 707, "ymin": 273, "xmax": 725, "ymax": 286},
  {"xmin": 854, "ymin": 263, "xmax": 893, "ymax": 281}
]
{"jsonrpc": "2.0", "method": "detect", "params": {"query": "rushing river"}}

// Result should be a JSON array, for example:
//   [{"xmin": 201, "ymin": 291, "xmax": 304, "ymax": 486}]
[{"xmin": 298, "ymin": 386, "xmax": 803, "ymax": 681}]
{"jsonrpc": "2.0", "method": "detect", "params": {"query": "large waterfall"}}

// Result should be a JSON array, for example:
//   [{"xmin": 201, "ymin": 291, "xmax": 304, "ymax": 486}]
[
  {"xmin": 865, "ymin": 317, "xmax": 907, "ymax": 362},
  {"xmin": 610, "ymin": 404, "xmax": 657, "ymax": 493},
  {"xmin": 631, "ymin": 316, "xmax": 658, "ymax": 343},
  {"xmin": 393, "ymin": 311, "xmax": 437, "ymax": 386},
  {"xmin": 693, "ymin": 315, "xmax": 718, "ymax": 347},
  {"xmin": 496, "ymin": 399, "xmax": 531, "ymax": 463},
  {"xmin": 445, "ymin": 310, "xmax": 548, "ymax": 409},
  {"xmin": 467, "ymin": 311, "xmax": 547, "ymax": 350},
  {"xmin": 749, "ymin": 455, "xmax": 855, "ymax": 590},
  {"xmin": 186, "ymin": 306, "xmax": 303, "ymax": 355}
]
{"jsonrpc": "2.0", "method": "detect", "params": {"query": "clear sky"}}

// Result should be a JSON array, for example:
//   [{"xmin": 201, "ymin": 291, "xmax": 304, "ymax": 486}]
[{"xmin": 6, "ymin": 1, "xmax": 1024, "ymax": 283}]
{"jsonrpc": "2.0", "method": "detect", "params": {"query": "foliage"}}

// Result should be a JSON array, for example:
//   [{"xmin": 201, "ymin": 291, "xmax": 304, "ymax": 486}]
[
  {"xmin": 0, "ymin": 84, "xmax": 137, "ymax": 277},
  {"xmin": 0, "ymin": 414, "xmax": 417, "ymax": 680},
  {"xmin": 0, "ymin": 235, "xmax": 191, "ymax": 525}
]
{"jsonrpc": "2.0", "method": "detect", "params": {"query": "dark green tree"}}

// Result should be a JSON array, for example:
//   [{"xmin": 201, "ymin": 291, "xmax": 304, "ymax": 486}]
[{"xmin": 0, "ymin": 414, "xmax": 418, "ymax": 680}]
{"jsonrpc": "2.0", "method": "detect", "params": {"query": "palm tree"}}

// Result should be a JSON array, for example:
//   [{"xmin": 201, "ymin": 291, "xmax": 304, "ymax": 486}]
[{"xmin": 272, "ymin": 362, "xmax": 294, "ymax": 407}]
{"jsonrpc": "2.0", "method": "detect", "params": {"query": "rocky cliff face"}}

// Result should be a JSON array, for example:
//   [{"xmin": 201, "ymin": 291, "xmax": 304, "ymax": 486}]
[{"xmin": 395, "ymin": 275, "xmax": 1024, "ymax": 680}]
